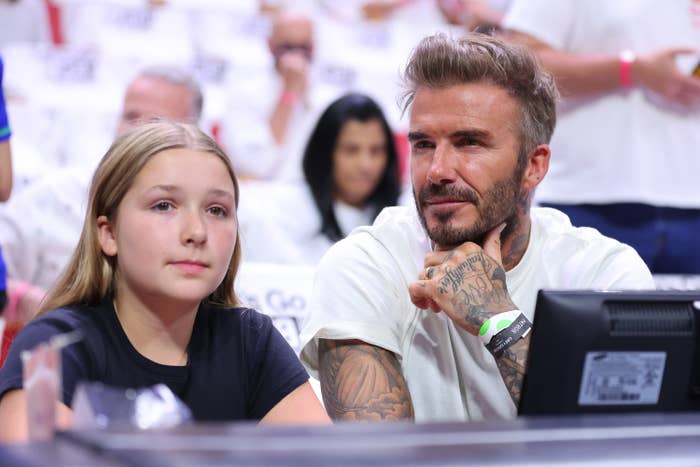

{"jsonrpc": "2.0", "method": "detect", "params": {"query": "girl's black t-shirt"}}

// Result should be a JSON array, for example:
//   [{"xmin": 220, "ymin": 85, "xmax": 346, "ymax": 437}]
[{"xmin": 0, "ymin": 299, "xmax": 309, "ymax": 421}]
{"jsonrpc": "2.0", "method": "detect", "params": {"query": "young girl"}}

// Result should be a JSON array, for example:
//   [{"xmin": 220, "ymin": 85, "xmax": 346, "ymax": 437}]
[{"xmin": 0, "ymin": 121, "xmax": 330, "ymax": 442}]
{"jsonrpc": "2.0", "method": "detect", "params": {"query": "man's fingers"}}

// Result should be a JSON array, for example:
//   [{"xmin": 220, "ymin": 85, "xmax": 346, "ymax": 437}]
[
  {"xmin": 482, "ymin": 222, "xmax": 506, "ymax": 265},
  {"xmin": 409, "ymin": 281, "xmax": 443, "ymax": 313},
  {"xmin": 409, "ymin": 280, "xmax": 428, "ymax": 305},
  {"xmin": 423, "ymin": 250, "xmax": 453, "ymax": 268},
  {"xmin": 409, "ymin": 280, "xmax": 431, "ymax": 305}
]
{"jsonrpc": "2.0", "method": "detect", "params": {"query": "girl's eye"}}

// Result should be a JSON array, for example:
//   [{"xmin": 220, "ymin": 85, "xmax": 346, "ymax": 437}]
[
  {"xmin": 153, "ymin": 201, "xmax": 174, "ymax": 212},
  {"xmin": 208, "ymin": 206, "xmax": 227, "ymax": 217}
]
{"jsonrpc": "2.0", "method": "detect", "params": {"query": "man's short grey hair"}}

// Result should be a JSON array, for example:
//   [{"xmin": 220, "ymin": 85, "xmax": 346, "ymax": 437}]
[
  {"xmin": 401, "ymin": 33, "xmax": 558, "ymax": 160},
  {"xmin": 138, "ymin": 65, "xmax": 204, "ymax": 123}
]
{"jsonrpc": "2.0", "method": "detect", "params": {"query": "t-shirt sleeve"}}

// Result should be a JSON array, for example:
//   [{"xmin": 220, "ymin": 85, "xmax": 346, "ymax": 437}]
[
  {"xmin": 242, "ymin": 309, "xmax": 309, "ymax": 419},
  {"xmin": 586, "ymin": 243, "xmax": 655, "ymax": 290},
  {"xmin": 545, "ymin": 223, "xmax": 656, "ymax": 291},
  {"xmin": 0, "ymin": 312, "xmax": 92, "ymax": 406},
  {"xmin": 299, "ymin": 231, "xmax": 411, "ymax": 379}
]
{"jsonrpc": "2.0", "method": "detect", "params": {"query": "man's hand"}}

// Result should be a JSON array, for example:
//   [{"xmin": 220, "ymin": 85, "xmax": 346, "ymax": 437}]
[
  {"xmin": 635, "ymin": 47, "xmax": 700, "ymax": 107},
  {"xmin": 278, "ymin": 51, "xmax": 308, "ymax": 97},
  {"xmin": 269, "ymin": 51, "xmax": 309, "ymax": 146},
  {"xmin": 408, "ymin": 223, "xmax": 516, "ymax": 335},
  {"xmin": 409, "ymin": 223, "xmax": 530, "ymax": 404}
]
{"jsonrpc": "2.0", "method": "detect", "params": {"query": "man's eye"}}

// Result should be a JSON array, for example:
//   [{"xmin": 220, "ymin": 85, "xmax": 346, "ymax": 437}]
[
  {"xmin": 413, "ymin": 141, "xmax": 434, "ymax": 150},
  {"xmin": 459, "ymin": 138, "xmax": 480, "ymax": 146}
]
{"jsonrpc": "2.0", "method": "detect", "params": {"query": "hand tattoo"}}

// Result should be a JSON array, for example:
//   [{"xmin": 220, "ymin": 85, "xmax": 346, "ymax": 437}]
[{"xmin": 435, "ymin": 251, "xmax": 513, "ymax": 332}]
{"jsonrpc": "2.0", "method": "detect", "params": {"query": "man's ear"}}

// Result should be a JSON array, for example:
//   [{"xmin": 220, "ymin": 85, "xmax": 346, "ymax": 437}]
[
  {"xmin": 521, "ymin": 144, "xmax": 550, "ymax": 191},
  {"xmin": 96, "ymin": 215, "xmax": 118, "ymax": 257}
]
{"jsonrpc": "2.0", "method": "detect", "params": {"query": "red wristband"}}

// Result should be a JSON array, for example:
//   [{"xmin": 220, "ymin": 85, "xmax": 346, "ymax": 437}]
[
  {"xmin": 280, "ymin": 90, "xmax": 298, "ymax": 106},
  {"xmin": 619, "ymin": 49, "xmax": 636, "ymax": 89}
]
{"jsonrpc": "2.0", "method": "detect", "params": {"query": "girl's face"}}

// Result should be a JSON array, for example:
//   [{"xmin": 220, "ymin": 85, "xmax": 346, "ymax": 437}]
[
  {"xmin": 97, "ymin": 148, "xmax": 238, "ymax": 310},
  {"xmin": 332, "ymin": 118, "xmax": 389, "ymax": 207}
]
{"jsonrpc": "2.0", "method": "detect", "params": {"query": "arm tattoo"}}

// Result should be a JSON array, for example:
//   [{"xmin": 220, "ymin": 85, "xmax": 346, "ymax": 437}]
[
  {"xmin": 494, "ymin": 335, "xmax": 530, "ymax": 405},
  {"xmin": 318, "ymin": 339, "xmax": 414, "ymax": 421}
]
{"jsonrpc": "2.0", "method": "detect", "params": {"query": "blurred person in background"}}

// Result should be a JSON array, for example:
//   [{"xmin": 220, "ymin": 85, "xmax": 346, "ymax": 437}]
[
  {"xmin": 0, "ymin": 54, "xmax": 12, "ymax": 323},
  {"xmin": 239, "ymin": 93, "xmax": 400, "ymax": 265},
  {"xmin": 436, "ymin": 0, "xmax": 509, "ymax": 32},
  {"xmin": 503, "ymin": 0, "xmax": 700, "ymax": 274},
  {"xmin": 0, "ymin": 55, "xmax": 11, "ymax": 203},
  {"xmin": 358, "ymin": 0, "xmax": 509, "ymax": 30},
  {"xmin": 304, "ymin": 93, "xmax": 400, "ymax": 244},
  {"xmin": 224, "ymin": 10, "xmax": 345, "ymax": 182},
  {"xmin": 0, "ymin": 0, "xmax": 50, "ymax": 49},
  {"xmin": 0, "ymin": 65, "xmax": 203, "ymax": 323}
]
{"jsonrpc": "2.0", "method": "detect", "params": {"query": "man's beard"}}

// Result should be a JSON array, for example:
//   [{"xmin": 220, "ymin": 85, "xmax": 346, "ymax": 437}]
[{"xmin": 414, "ymin": 169, "xmax": 524, "ymax": 249}]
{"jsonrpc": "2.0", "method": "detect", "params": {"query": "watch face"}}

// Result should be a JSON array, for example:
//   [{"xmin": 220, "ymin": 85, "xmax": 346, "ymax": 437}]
[{"xmin": 693, "ymin": 62, "xmax": 700, "ymax": 79}]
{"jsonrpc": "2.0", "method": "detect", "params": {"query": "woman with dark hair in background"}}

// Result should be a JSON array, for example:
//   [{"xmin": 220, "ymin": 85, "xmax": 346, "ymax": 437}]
[
  {"xmin": 239, "ymin": 93, "xmax": 400, "ymax": 265},
  {"xmin": 303, "ymin": 92, "xmax": 400, "ymax": 243}
]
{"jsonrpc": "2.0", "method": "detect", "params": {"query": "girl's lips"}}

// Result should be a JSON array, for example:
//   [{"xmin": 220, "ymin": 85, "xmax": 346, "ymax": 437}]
[{"xmin": 171, "ymin": 261, "xmax": 208, "ymax": 274}]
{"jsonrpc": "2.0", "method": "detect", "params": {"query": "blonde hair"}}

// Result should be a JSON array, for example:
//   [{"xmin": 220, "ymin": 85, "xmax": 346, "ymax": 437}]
[{"xmin": 39, "ymin": 121, "xmax": 242, "ymax": 314}]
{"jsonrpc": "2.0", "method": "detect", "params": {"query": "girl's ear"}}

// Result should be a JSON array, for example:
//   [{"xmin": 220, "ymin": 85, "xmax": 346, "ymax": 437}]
[{"xmin": 96, "ymin": 215, "xmax": 118, "ymax": 257}]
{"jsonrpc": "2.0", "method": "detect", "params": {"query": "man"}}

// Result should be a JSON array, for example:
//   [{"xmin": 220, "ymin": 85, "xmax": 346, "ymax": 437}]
[
  {"xmin": 223, "ymin": 10, "xmax": 342, "ymax": 181},
  {"xmin": 503, "ymin": 0, "xmax": 700, "ymax": 273},
  {"xmin": 115, "ymin": 66, "xmax": 202, "ymax": 138},
  {"xmin": 0, "ymin": 65, "xmax": 202, "ymax": 319},
  {"xmin": 299, "ymin": 33, "xmax": 654, "ymax": 422}
]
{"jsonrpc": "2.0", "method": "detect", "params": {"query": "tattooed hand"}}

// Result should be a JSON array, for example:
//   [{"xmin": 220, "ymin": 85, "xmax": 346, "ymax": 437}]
[{"xmin": 408, "ymin": 223, "xmax": 516, "ymax": 335}]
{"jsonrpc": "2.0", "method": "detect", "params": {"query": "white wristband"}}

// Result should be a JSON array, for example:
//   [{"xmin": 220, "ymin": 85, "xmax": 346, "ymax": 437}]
[{"xmin": 478, "ymin": 310, "xmax": 525, "ymax": 345}]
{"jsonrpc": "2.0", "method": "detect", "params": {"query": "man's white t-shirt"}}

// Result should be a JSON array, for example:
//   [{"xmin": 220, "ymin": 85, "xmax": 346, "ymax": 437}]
[{"xmin": 300, "ymin": 206, "xmax": 654, "ymax": 422}]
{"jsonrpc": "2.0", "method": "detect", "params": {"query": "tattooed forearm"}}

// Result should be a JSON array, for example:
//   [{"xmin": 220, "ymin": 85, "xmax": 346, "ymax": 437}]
[
  {"xmin": 318, "ymin": 339, "xmax": 414, "ymax": 421},
  {"xmin": 494, "ymin": 335, "xmax": 530, "ymax": 405}
]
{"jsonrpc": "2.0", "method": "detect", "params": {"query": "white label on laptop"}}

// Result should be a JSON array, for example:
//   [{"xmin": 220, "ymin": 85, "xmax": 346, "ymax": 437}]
[{"xmin": 578, "ymin": 351, "xmax": 666, "ymax": 405}]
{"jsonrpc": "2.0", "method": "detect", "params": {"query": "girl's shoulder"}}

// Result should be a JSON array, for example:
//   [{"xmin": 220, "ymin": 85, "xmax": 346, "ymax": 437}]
[
  {"xmin": 198, "ymin": 305, "xmax": 273, "ymax": 333},
  {"xmin": 17, "ymin": 303, "xmax": 118, "ymax": 352},
  {"xmin": 28, "ymin": 303, "xmax": 105, "ymax": 335}
]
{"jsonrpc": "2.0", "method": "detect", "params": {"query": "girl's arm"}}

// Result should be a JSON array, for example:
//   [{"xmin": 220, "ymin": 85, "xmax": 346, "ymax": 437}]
[
  {"xmin": 260, "ymin": 381, "xmax": 331, "ymax": 425},
  {"xmin": 0, "ymin": 389, "xmax": 73, "ymax": 443}
]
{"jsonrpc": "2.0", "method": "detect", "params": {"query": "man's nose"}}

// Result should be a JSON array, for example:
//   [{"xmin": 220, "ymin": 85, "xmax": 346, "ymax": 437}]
[{"xmin": 427, "ymin": 144, "xmax": 457, "ymax": 185}]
